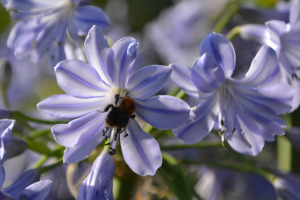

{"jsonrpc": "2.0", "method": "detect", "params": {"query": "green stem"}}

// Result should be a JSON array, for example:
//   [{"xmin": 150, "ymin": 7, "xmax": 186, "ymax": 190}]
[
  {"xmin": 32, "ymin": 155, "xmax": 49, "ymax": 168},
  {"xmin": 225, "ymin": 141, "xmax": 255, "ymax": 168},
  {"xmin": 213, "ymin": 4, "xmax": 239, "ymax": 33},
  {"xmin": 226, "ymin": 26, "xmax": 241, "ymax": 40},
  {"xmin": 142, "ymin": 124, "xmax": 154, "ymax": 133},
  {"xmin": 167, "ymin": 85, "xmax": 180, "ymax": 96},
  {"xmin": 39, "ymin": 158, "xmax": 63, "ymax": 173},
  {"xmin": 25, "ymin": 129, "xmax": 51, "ymax": 140},
  {"xmin": 13, "ymin": 111, "xmax": 67, "ymax": 125},
  {"xmin": 161, "ymin": 143, "xmax": 222, "ymax": 150},
  {"xmin": 175, "ymin": 90, "xmax": 186, "ymax": 100}
]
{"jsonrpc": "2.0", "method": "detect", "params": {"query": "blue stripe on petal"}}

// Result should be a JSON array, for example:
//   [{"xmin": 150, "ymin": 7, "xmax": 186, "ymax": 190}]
[
  {"xmin": 127, "ymin": 65, "xmax": 171, "ymax": 99},
  {"xmin": 52, "ymin": 111, "xmax": 107, "ymax": 148},
  {"xmin": 121, "ymin": 120, "xmax": 162, "ymax": 176}
]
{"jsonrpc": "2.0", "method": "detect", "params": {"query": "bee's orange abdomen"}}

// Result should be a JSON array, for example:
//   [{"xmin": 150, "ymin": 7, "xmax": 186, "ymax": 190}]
[{"xmin": 121, "ymin": 97, "xmax": 135, "ymax": 115}]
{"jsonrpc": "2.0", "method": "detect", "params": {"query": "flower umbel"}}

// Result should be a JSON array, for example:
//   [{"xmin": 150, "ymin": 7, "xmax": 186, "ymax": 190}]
[
  {"xmin": 3, "ymin": 0, "xmax": 110, "ymax": 66},
  {"xmin": 37, "ymin": 25, "xmax": 192, "ymax": 176},
  {"xmin": 171, "ymin": 33, "xmax": 294, "ymax": 156}
]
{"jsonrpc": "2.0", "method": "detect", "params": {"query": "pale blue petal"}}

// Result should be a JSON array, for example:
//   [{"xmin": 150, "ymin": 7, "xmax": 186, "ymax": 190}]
[
  {"xmin": 289, "ymin": 75, "xmax": 300, "ymax": 112},
  {"xmin": 237, "ymin": 94, "xmax": 286, "ymax": 136},
  {"xmin": 37, "ymin": 94, "xmax": 107, "ymax": 118},
  {"xmin": 240, "ymin": 24, "xmax": 273, "ymax": 46},
  {"xmin": 281, "ymin": 30, "xmax": 300, "ymax": 68},
  {"xmin": 4, "ymin": 169, "xmax": 40, "ymax": 200},
  {"xmin": 266, "ymin": 20, "xmax": 287, "ymax": 44},
  {"xmin": 191, "ymin": 54, "xmax": 225, "ymax": 93},
  {"xmin": 126, "ymin": 65, "xmax": 171, "ymax": 99},
  {"xmin": 21, "ymin": 180, "xmax": 52, "ymax": 200},
  {"xmin": 199, "ymin": 33, "xmax": 235, "ymax": 78},
  {"xmin": 234, "ymin": 84, "xmax": 294, "ymax": 115},
  {"xmin": 173, "ymin": 94, "xmax": 219, "ymax": 144},
  {"xmin": 69, "ymin": 5, "xmax": 110, "ymax": 38},
  {"xmin": 170, "ymin": 63, "xmax": 213, "ymax": 99},
  {"xmin": 134, "ymin": 95, "xmax": 190, "ymax": 130},
  {"xmin": 231, "ymin": 46, "xmax": 277, "ymax": 87},
  {"xmin": 290, "ymin": 0, "xmax": 300, "ymax": 28},
  {"xmin": 107, "ymin": 38, "xmax": 138, "ymax": 88},
  {"xmin": 121, "ymin": 120, "xmax": 162, "ymax": 176},
  {"xmin": 52, "ymin": 111, "xmax": 107, "ymax": 148},
  {"xmin": 0, "ymin": 120, "xmax": 15, "ymax": 161},
  {"xmin": 55, "ymin": 59, "xmax": 111, "ymax": 98},
  {"xmin": 85, "ymin": 26, "xmax": 112, "ymax": 85}
]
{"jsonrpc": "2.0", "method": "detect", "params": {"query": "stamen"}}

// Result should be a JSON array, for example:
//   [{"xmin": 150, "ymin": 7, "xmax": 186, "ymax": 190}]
[
  {"xmin": 221, "ymin": 119, "xmax": 224, "ymax": 126},
  {"xmin": 221, "ymin": 134, "xmax": 225, "ymax": 147},
  {"xmin": 31, "ymin": 40, "xmax": 36, "ymax": 46},
  {"xmin": 292, "ymin": 73, "xmax": 300, "ymax": 81}
]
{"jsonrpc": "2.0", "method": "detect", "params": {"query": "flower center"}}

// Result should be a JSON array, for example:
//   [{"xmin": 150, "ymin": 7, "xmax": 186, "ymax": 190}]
[{"xmin": 101, "ymin": 89, "xmax": 135, "ymax": 155}]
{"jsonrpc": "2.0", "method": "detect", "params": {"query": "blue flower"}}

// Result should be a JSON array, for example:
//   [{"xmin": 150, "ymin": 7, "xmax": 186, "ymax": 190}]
[
  {"xmin": 273, "ymin": 171, "xmax": 300, "ymax": 200},
  {"xmin": 37, "ymin": 26, "xmax": 192, "ymax": 176},
  {"xmin": 0, "ymin": 120, "xmax": 52, "ymax": 200},
  {"xmin": 3, "ymin": 0, "xmax": 110, "ymax": 66},
  {"xmin": 0, "ymin": 168, "xmax": 52, "ymax": 200},
  {"xmin": 171, "ymin": 33, "xmax": 294, "ymax": 156},
  {"xmin": 77, "ymin": 152, "xmax": 115, "ymax": 200},
  {"xmin": 240, "ymin": 0, "xmax": 300, "ymax": 111}
]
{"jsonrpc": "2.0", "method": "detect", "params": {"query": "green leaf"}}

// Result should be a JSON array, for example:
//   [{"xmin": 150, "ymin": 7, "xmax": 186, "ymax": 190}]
[{"xmin": 158, "ymin": 153, "xmax": 193, "ymax": 200}]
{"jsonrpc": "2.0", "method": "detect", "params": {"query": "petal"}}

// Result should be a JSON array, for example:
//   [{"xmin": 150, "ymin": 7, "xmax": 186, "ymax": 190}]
[
  {"xmin": 170, "ymin": 63, "xmax": 213, "ymax": 99},
  {"xmin": 173, "ymin": 94, "xmax": 219, "ymax": 144},
  {"xmin": 281, "ymin": 30, "xmax": 300, "ymax": 68},
  {"xmin": 21, "ymin": 180, "xmax": 52, "ymax": 200},
  {"xmin": 0, "ymin": 120, "xmax": 15, "ymax": 161},
  {"xmin": 52, "ymin": 111, "xmax": 107, "ymax": 147},
  {"xmin": 266, "ymin": 20, "xmax": 287, "ymax": 44},
  {"xmin": 199, "ymin": 33, "xmax": 236, "ymax": 78},
  {"xmin": 107, "ymin": 37, "xmax": 139, "ymax": 88},
  {"xmin": 85, "ymin": 26, "xmax": 112, "ymax": 85},
  {"xmin": 64, "ymin": 130, "xmax": 106, "ymax": 163},
  {"xmin": 126, "ymin": 65, "xmax": 171, "ymax": 99},
  {"xmin": 234, "ymin": 83, "xmax": 294, "ymax": 115},
  {"xmin": 3, "ymin": 136, "xmax": 27, "ymax": 162},
  {"xmin": 121, "ymin": 120, "xmax": 162, "ymax": 176},
  {"xmin": 77, "ymin": 152, "xmax": 115, "ymax": 200},
  {"xmin": 236, "ymin": 110, "xmax": 266, "ymax": 156},
  {"xmin": 191, "ymin": 54, "xmax": 225, "ymax": 93},
  {"xmin": 134, "ymin": 95, "xmax": 190, "ymax": 130},
  {"xmin": 290, "ymin": 0, "xmax": 300, "ymax": 27},
  {"xmin": 236, "ymin": 94, "xmax": 286, "ymax": 136},
  {"xmin": 69, "ymin": 5, "xmax": 110, "ymax": 37},
  {"xmin": 37, "ymin": 94, "xmax": 107, "ymax": 118},
  {"xmin": 231, "ymin": 45, "xmax": 277, "ymax": 87},
  {"xmin": 55, "ymin": 59, "xmax": 111, "ymax": 98},
  {"xmin": 289, "ymin": 76, "xmax": 300, "ymax": 112},
  {"xmin": 4, "ymin": 169, "xmax": 40, "ymax": 200},
  {"xmin": 0, "ymin": 164, "xmax": 5, "ymax": 188},
  {"xmin": 240, "ymin": 24, "xmax": 273, "ymax": 46}
]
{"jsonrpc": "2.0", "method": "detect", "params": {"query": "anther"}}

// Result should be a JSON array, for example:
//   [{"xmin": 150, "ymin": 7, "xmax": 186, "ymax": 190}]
[
  {"xmin": 31, "ymin": 40, "xmax": 36, "ymax": 46},
  {"xmin": 221, "ymin": 119, "xmax": 224, "ymax": 126},
  {"xmin": 115, "ymin": 94, "xmax": 120, "ymax": 105},
  {"xmin": 232, "ymin": 128, "xmax": 236, "ymax": 134},
  {"xmin": 292, "ymin": 73, "xmax": 300, "ymax": 81},
  {"xmin": 124, "ymin": 133, "xmax": 129, "ymax": 137},
  {"xmin": 105, "ymin": 142, "xmax": 110, "ymax": 146}
]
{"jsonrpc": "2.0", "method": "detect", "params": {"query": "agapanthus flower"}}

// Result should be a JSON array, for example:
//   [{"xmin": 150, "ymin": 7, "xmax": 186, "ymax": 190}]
[
  {"xmin": 3, "ymin": 0, "xmax": 110, "ymax": 66},
  {"xmin": 273, "ymin": 171, "xmax": 300, "ymax": 200},
  {"xmin": 0, "ymin": 120, "xmax": 52, "ymax": 200},
  {"xmin": 171, "ymin": 33, "xmax": 294, "ymax": 156},
  {"xmin": 240, "ymin": 0, "xmax": 300, "ymax": 111},
  {"xmin": 37, "ymin": 26, "xmax": 192, "ymax": 176},
  {"xmin": 77, "ymin": 152, "xmax": 115, "ymax": 200},
  {"xmin": 0, "ymin": 168, "xmax": 52, "ymax": 200}
]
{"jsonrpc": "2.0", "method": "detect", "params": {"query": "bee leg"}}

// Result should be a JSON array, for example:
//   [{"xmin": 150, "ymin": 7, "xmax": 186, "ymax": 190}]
[
  {"xmin": 115, "ymin": 94, "xmax": 120, "ymax": 105},
  {"xmin": 130, "ymin": 115, "xmax": 135, "ymax": 119},
  {"xmin": 109, "ymin": 148, "xmax": 116, "ymax": 155},
  {"xmin": 102, "ymin": 126, "xmax": 108, "ymax": 136}
]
